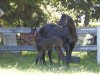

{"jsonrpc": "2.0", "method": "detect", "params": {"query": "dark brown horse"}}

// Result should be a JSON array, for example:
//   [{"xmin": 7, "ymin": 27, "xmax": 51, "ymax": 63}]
[
  {"xmin": 39, "ymin": 14, "xmax": 78, "ymax": 65},
  {"xmin": 33, "ymin": 28, "xmax": 65, "ymax": 65}
]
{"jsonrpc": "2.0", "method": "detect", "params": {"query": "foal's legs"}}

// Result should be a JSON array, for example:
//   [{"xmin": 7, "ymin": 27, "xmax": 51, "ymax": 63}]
[
  {"xmin": 55, "ymin": 47, "xmax": 65, "ymax": 64},
  {"xmin": 48, "ymin": 49, "xmax": 53, "ymax": 64},
  {"xmin": 42, "ymin": 50, "xmax": 46, "ymax": 64},
  {"xmin": 35, "ymin": 55, "xmax": 39, "ymax": 65},
  {"xmin": 55, "ymin": 47, "xmax": 61, "ymax": 64},
  {"xmin": 35, "ymin": 50, "xmax": 43, "ymax": 65}
]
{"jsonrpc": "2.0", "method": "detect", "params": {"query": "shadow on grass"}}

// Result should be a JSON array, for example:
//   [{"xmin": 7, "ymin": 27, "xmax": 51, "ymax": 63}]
[
  {"xmin": 76, "ymin": 51, "xmax": 99, "ymax": 73},
  {"xmin": 0, "ymin": 51, "xmax": 99, "ymax": 73}
]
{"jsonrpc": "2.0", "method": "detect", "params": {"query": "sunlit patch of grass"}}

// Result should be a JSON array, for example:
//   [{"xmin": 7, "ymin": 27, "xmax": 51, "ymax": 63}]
[
  {"xmin": 0, "ymin": 68, "xmax": 98, "ymax": 75},
  {"xmin": 0, "ymin": 51, "xmax": 99, "ymax": 74}
]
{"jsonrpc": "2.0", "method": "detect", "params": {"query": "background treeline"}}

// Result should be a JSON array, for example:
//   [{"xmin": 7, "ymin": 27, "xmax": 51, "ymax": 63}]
[{"xmin": 0, "ymin": 0, "xmax": 100, "ymax": 27}]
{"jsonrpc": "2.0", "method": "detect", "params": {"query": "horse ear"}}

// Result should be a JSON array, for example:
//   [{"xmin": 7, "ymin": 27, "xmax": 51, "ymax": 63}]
[
  {"xmin": 61, "ymin": 13, "xmax": 64, "ymax": 15},
  {"xmin": 61, "ymin": 13, "xmax": 66, "ymax": 18},
  {"xmin": 34, "ymin": 27, "xmax": 37, "ymax": 31}
]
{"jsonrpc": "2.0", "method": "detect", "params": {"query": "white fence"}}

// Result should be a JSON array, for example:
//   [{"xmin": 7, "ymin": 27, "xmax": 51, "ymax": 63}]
[{"xmin": 0, "ymin": 27, "xmax": 99, "ymax": 64}]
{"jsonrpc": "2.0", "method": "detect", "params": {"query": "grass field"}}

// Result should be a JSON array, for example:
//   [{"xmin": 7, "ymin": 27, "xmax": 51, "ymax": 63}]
[{"xmin": 0, "ymin": 51, "xmax": 100, "ymax": 75}]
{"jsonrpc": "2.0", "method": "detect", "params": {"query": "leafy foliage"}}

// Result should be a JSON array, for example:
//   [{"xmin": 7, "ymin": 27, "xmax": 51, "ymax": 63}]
[
  {"xmin": 0, "ymin": 0, "xmax": 99, "ymax": 27},
  {"xmin": 60, "ymin": 0, "xmax": 100, "ymax": 26},
  {"xmin": 0, "ymin": 0, "xmax": 47, "ymax": 27}
]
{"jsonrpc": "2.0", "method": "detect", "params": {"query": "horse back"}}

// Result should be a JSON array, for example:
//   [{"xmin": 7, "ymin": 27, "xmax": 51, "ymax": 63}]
[{"xmin": 39, "ymin": 24, "xmax": 56, "ymax": 37}]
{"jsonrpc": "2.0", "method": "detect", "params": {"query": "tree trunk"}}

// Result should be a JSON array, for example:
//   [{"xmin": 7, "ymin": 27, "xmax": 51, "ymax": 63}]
[
  {"xmin": 84, "ymin": 11, "xmax": 89, "ymax": 27},
  {"xmin": 21, "ymin": 5, "xmax": 33, "ymax": 27}
]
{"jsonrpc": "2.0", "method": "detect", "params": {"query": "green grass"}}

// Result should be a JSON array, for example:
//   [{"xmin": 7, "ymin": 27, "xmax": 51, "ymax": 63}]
[{"xmin": 0, "ymin": 51, "xmax": 99, "ymax": 75}]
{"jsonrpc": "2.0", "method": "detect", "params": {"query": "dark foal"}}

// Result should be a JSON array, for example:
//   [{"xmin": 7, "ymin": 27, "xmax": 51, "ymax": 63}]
[{"xmin": 33, "ymin": 28, "xmax": 65, "ymax": 65}]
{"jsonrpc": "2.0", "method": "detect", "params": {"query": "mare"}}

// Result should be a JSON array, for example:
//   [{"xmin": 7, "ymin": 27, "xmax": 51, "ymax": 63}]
[
  {"xmin": 39, "ymin": 14, "xmax": 78, "ymax": 65},
  {"xmin": 33, "ymin": 28, "xmax": 65, "ymax": 65}
]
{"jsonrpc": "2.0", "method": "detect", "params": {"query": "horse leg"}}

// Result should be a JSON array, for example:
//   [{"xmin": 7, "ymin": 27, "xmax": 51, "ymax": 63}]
[
  {"xmin": 63, "ymin": 43, "xmax": 70, "ymax": 66},
  {"xmin": 70, "ymin": 42, "xmax": 80, "ymax": 63},
  {"xmin": 42, "ymin": 50, "xmax": 46, "ymax": 65},
  {"xmin": 69, "ymin": 42, "xmax": 76, "ymax": 57},
  {"xmin": 39, "ymin": 50, "xmax": 44, "ymax": 65},
  {"xmin": 35, "ymin": 55, "xmax": 39, "ymax": 65},
  {"xmin": 55, "ymin": 47, "xmax": 61, "ymax": 64},
  {"xmin": 35, "ymin": 50, "xmax": 40, "ymax": 65},
  {"xmin": 59, "ymin": 48, "xmax": 66, "ymax": 65},
  {"xmin": 35, "ymin": 50, "xmax": 43, "ymax": 65},
  {"xmin": 48, "ymin": 49, "xmax": 53, "ymax": 64}
]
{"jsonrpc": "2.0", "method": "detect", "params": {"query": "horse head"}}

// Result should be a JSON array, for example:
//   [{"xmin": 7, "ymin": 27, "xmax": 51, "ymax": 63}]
[
  {"xmin": 58, "ymin": 13, "xmax": 75, "ymax": 27},
  {"xmin": 57, "ymin": 14, "xmax": 68, "ymax": 28}
]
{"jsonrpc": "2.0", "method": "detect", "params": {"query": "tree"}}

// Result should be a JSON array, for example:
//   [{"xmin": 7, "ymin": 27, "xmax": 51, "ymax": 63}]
[
  {"xmin": 0, "ymin": 0, "xmax": 47, "ymax": 27},
  {"xmin": 60, "ymin": 0, "xmax": 100, "ymax": 27},
  {"xmin": 0, "ymin": 0, "xmax": 99, "ymax": 27}
]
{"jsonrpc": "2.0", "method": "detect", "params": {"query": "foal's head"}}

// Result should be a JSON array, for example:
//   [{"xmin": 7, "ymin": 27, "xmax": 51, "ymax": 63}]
[{"xmin": 32, "ymin": 27, "xmax": 42, "ymax": 39}]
